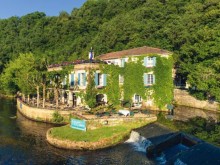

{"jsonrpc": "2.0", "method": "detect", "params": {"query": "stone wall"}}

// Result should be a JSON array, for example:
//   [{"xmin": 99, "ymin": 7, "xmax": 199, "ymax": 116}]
[
  {"xmin": 87, "ymin": 115, "xmax": 157, "ymax": 129},
  {"xmin": 174, "ymin": 89, "xmax": 220, "ymax": 111},
  {"xmin": 74, "ymin": 63, "xmax": 99, "ymax": 70},
  {"xmin": 17, "ymin": 99, "xmax": 74, "ymax": 123}
]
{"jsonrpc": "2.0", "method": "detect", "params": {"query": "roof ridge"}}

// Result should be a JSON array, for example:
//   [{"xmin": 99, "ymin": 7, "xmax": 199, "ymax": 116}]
[{"xmin": 98, "ymin": 46, "xmax": 171, "ymax": 60}]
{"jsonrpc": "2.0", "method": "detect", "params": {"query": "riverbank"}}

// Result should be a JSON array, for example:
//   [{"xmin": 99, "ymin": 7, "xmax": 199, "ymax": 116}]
[
  {"xmin": 17, "ymin": 98, "xmax": 75, "ymax": 124},
  {"xmin": 0, "ymin": 93, "xmax": 15, "ymax": 99},
  {"xmin": 157, "ymin": 113, "xmax": 220, "ymax": 147},
  {"xmin": 46, "ymin": 117, "xmax": 157, "ymax": 150},
  {"xmin": 174, "ymin": 89, "xmax": 220, "ymax": 111}
]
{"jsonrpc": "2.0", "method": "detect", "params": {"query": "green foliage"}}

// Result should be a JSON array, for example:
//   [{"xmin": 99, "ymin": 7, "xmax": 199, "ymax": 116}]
[
  {"xmin": 100, "ymin": 56, "xmax": 173, "ymax": 108},
  {"xmin": 84, "ymin": 70, "xmax": 97, "ymax": 108},
  {"xmin": 153, "ymin": 56, "xmax": 174, "ymax": 109},
  {"xmin": 100, "ymin": 64, "xmax": 121, "ymax": 105},
  {"xmin": 50, "ymin": 119, "xmax": 152, "ymax": 142},
  {"xmin": 52, "ymin": 111, "xmax": 64, "ymax": 123},
  {"xmin": 0, "ymin": 53, "xmax": 36, "ymax": 94},
  {"xmin": 157, "ymin": 114, "xmax": 220, "ymax": 146},
  {"xmin": 123, "ymin": 57, "xmax": 149, "ymax": 101},
  {"xmin": 0, "ymin": 0, "xmax": 219, "ymax": 102},
  {"xmin": 187, "ymin": 60, "xmax": 220, "ymax": 101}
]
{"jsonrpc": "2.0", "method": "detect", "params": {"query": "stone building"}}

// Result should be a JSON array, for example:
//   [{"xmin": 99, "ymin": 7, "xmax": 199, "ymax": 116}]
[{"xmin": 48, "ymin": 46, "xmax": 173, "ymax": 110}]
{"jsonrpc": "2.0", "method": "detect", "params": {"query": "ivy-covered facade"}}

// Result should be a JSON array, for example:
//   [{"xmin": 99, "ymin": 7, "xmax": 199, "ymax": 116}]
[{"xmin": 48, "ymin": 46, "xmax": 173, "ymax": 110}]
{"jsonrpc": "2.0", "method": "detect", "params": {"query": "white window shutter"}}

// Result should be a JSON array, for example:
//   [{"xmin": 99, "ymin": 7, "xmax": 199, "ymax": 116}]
[{"xmin": 153, "ymin": 57, "xmax": 156, "ymax": 66}]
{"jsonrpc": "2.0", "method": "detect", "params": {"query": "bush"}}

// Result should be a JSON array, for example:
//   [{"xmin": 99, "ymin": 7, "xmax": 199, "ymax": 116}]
[
  {"xmin": 189, "ymin": 89, "xmax": 206, "ymax": 100},
  {"xmin": 52, "ymin": 111, "xmax": 64, "ymax": 123}
]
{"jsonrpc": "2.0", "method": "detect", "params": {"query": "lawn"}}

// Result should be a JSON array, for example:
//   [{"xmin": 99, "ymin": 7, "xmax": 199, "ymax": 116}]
[{"xmin": 49, "ymin": 120, "xmax": 152, "ymax": 142}]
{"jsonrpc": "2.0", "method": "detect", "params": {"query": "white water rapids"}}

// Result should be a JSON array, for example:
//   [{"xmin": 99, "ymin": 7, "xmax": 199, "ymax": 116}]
[
  {"xmin": 125, "ymin": 131, "xmax": 152, "ymax": 152},
  {"xmin": 125, "ymin": 131, "xmax": 167, "ymax": 164}
]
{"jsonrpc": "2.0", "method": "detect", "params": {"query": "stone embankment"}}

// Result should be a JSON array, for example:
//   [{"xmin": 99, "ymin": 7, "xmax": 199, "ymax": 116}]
[
  {"xmin": 17, "ymin": 99, "xmax": 74, "ymax": 123},
  {"xmin": 46, "ymin": 128, "xmax": 125, "ymax": 150},
  {"xmin": 174, "ymin": 89, "xmax": 220, "ymax": 111}
]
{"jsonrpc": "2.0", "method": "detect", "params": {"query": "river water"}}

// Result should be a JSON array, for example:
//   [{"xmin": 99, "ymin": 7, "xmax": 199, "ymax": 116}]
[{"xmin": 1, "ymin": 98, "xmax": 170, "ymax": 165}]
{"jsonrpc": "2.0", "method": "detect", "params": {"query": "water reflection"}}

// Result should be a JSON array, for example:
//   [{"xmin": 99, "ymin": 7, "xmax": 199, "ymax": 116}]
[
  {"xmin": 3, "ymin": 97, "xmax": 215, "ymax": 164},
  {"xmin": 0, "ymin": 98, "xmax": 156, "ymax": 165}
]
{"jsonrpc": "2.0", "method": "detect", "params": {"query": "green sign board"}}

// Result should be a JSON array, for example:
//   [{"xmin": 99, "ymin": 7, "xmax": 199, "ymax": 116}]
[{"xmin": 71, "ymin": 119, "xmax": 86, "ymax": 131}]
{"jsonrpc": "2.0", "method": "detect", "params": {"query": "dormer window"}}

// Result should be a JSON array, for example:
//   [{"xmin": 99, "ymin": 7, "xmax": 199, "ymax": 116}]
[{"xmin": 144, "ymin": 57, "xmax": 156, "ymax": 67}]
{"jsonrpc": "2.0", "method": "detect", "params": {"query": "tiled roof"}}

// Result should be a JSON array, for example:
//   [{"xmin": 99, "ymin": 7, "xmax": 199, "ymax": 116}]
[
  {"xmin": 48, "ymin": 60, "xmax": 106, "ymax": 68},
  {"xmin": 98, "ymin": 46, "xmax": 171, "ymax": 60}
]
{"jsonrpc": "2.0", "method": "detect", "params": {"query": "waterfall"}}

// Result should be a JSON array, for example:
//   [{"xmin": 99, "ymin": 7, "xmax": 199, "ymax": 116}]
[
  {"xmin": 126, "ymin": 131, "xmax": 167, "ymax": 164},
  {"xmin": 125, "ymin": 131, "xmax": 152, "ymax": 152}
]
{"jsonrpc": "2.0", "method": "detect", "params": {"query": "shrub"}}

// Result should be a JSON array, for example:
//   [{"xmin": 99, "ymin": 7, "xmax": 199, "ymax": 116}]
[{"xmin": 52, "ymin": 111, "xmax": 64, "ymax": 123}]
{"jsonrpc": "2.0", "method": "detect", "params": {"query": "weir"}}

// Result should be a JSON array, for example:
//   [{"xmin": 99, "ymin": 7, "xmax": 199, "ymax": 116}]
[
  {"xmin": 126, "ymin": 131, "xmax": 220, "ymax": 165},
  {"xmin": 126, "ymin": 131, "xmax": 152, "ymax": 152}
]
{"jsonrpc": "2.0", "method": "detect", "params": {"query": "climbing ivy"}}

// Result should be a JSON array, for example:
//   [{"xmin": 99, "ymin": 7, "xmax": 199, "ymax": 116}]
[
  {"xmin": 99, "ymin": 55, "xmax": 173, "ymax": 109},
  {"xmin": 84, "ymin": 70, "xmax": 97, "ymax": 108},
  {"xmin": 122, "ymin": 57, "xmax": 151, "ymax": 101},
  {"xmin": 153, "ymin": 56, "xmax": 174, "ymax": 109},
  {"xmin": 100, "ymin": 64, "xmax": 121, "ymax": 106}
]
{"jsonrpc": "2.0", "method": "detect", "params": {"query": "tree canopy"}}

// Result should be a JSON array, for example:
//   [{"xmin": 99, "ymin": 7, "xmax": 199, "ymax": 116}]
[{"xmin": 0, "ymin": 0, "xmax": 219, "ymax": 100}]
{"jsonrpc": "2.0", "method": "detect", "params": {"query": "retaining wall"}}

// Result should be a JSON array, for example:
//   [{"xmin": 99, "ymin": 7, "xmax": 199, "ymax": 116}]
[
  {"xmin": 17, "ymin": 99, "xmax": 74, "ymax": 123},
  {"xmin": 174, "ymin": 89, "xmax": 220, "ymax": 111},
  {"xmin": 87, "ymin": 115, "xmax": 157, "ymax": 129},
  {"xmin": 174, "ymin": 106, "xmax": 220, "ymax": 122}
]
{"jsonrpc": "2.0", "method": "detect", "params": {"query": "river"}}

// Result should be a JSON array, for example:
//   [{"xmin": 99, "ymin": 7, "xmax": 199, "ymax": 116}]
[{"xmin": 0, "ymin": 97, "xmax": 175, "ymax": 165}]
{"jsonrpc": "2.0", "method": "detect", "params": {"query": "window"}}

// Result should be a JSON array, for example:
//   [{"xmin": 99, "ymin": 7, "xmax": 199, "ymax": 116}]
[
  {"xmin": 144, "ymin": 73, "xmax": 155, "ymax": 86},
  {"xmin": 147, "ymin": 57, "xmax": 154, "ymax": 67},
  {"xmin": 78, "ymin": 73, "xmax": 86, "ymax": 86},
  {"xmin": 98, "ymin": 73, "xmax": 103, "ymax": 85},
  {"xmin": 134, "ymin": 94, "xmax": 142, "ymax": 103},
  {"xmin": 147, "ymin": 74, "xmax": 154, "ymax": 85},
  {"xmin": 95, "ymin": 73, "xmax": 107, "ymax": 86},
  {"xmin": 144, "ymin": 57, "xmax": 156, "ymax": 67},
  {"xmin": 119, "ymin": 75, "xmax": 124, "ymax": 84},
  {"xmin": 120, "ymin": 58, "xmax": 125, "ymax": 67},
  {"xmin": 70, "ymin": 73, "xmax": 74, "ymax": 86}
]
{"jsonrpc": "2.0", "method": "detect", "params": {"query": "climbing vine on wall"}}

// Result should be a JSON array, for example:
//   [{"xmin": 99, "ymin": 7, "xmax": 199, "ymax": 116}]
[
  {"xmin": 100, "ymin": 64, "xmax": 121, "ymax": 106},
  {"xmin": 153, "ymin": 56, "xmax": 174, "ymax": 109},
  {"xmin": 122, "ymin": 57, "xmax": 151, "ymax": 101},
  {"xmin": 84, "ymin": 70, "xmax": 97, "ymax": 108},
  {"xmin": 99, "ymin": 55, "xmax": 173, "ymax": 109}
]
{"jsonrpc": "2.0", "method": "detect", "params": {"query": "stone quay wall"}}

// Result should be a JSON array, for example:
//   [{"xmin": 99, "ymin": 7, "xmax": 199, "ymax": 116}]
[
  {"xmin": 174, "ymin": 89, "xmax": 220, "ymax": 111},
  {"xmin": 17, "ymin": 99, "xmax": 74, "ymax": 123},
  {"xmin": 87, "ymin": 115, "xmax": 157, "ymax": 129}
]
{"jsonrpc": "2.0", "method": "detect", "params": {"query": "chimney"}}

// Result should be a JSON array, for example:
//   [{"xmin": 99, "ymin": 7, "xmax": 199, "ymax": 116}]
[{"xmin": 89, "ymin": 47, "xmax": 94, "ymax": 60}]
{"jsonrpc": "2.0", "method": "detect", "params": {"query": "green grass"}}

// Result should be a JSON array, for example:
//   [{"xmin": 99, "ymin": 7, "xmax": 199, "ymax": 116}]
[{"xmin": 49, "ymin": 120, "xmax": 151, "ymax": 142}]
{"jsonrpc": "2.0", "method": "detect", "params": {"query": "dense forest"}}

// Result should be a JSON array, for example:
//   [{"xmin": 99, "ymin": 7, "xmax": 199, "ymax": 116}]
[{"xmin": 0, "ymin": 0, "xmax": 219, "ymax": 101}]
